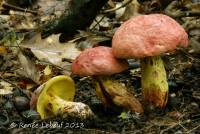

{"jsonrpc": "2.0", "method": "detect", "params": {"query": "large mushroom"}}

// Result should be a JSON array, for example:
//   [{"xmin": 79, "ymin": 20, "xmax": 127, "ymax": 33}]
[
  {"xmin": 112, "ymin": 14, "xmax": 188, "ymax": 108},
  {"xmin": 72, "ymin": 46, "xmax": 143, "ymax": 113}
]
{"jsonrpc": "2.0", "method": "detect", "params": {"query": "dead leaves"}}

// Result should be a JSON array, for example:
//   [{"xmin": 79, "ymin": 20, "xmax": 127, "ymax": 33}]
[
  {"xmin": 0, "ymin": 81, "xmax": 13, "ymax": 95},
  {"xmin": 21, "ymin": 33, "xmax": 81, "ymax": 68},
  {"xmin": 18, "ymin": 51, "xmax": 40, "ymax": 83},
  {"xmin": 0, "ymin": 46, "xmax": 7, "ymax": 54}
]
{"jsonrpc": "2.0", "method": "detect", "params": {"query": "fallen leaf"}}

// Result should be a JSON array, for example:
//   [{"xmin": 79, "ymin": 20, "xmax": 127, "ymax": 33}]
[
  {"xmin": 0, "ymin": 81, "xmax": 13, "ymax": 95},
  {"xmin": 21, "ymin": 33, "xmax": 81, "ymax": 72},
  {"xmin": 0, "ymin": 46, "xmax": 7, "ymax": 55},
  {"xmin": 115, "ymin": 0, "xmax": 140, "ymax": 21},
  {"xmin": 43, "ymin": 65, "xmax": 52, "ymax": 76},
  {"xmin": 37, "ymin": 0, "xmax": 67, "ymax": 15},
  {"xmin": 150, "ymin": 117, "xmax": 178, "ymax": 126},
  {"xmin": 167, "ymin": 111, "xmax": 184, "ymax": 120},
  {"xmin": 18, "ymin": 51, "xmax": 40, "ymax": 83}
]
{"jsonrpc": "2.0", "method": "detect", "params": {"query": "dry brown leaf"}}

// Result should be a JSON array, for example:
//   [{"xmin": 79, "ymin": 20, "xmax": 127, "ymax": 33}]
[
  {"xmin": 75, "ymin": 30, "xmax": 110, "ymax": 50},
  {"xmin": 17, "ymin": 51, "xmax": 40, "ymax": 83},
  {"xmin": 0, "ymin": 46, "xmax": 8, "ymax": 54},
  {"xmin": 43, "ymin": 65, "xmax": 52, "ymax": 76},
  {"xmin": 90, "ymin": 15, "xmax": 111, "ymax": 30},
  {"xmin": 0, "ymin": 81, "xmax": 13, "ymax": 95},
  {"xmin": 115, "ymin": 0, "xmax": 140, "ymax": 21},
  {"xmin": 149, "ymin": 117, "xmax": 178, "ymax": 127},
  {"xmin": 37, "ymin": 0, "xmax": 67, "ymax": 16},
  {"xmin": 166, "ymin": 111, "xmax": 184, "ymax": 120},
  {"xmin": 21, "ymin": 33, "xmax": 81, "ymax": 72}
]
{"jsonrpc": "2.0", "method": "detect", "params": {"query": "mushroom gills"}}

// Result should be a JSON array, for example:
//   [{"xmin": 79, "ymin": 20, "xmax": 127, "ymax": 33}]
[{"xmin": 141, "ymin": 56, "xmax": 168, "ymax": 108}]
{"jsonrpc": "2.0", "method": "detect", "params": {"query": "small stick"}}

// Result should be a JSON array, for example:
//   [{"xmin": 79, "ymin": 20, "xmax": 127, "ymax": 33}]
[
  {"xmin": 165, "ymin": 1, "xmax": 200, "ymax": 18},
  {"xmin": 102, "ymin": 0, "xmax": 132, "ymax": 13},
  {"xmin": 186, "ymin": 124, "xmax": 200, "ymax": 134},
  {"xmin": 91, "ymin": 15, "xmax": 106, "ymax": 30},
  {"xmin": 1, "ymin": 1, "xmax": 38, "ymax": 15}
]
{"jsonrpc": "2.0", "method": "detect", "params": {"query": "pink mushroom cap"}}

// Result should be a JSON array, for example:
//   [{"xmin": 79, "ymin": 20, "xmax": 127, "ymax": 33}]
[
  {"xmin": 112, "ymin": 14, "xmax": 189, "ymax": 58},
  {"xmin": 71, "ymin": 46, "xmax": 129, "ymax": 76}
]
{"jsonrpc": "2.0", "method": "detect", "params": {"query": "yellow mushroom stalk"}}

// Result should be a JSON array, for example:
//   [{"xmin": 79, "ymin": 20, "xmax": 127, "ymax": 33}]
[
  {"xmin": 94, "ymin": 76, "xmax": 144, "ymax": 112},
  {"xmin": 46, "ymin": 94, "xmax": 93, "ymax": 119},
  {"xmin": 141, "ymin": 56, "xmax": 168, "ymax": 107},
  {"xmin": 30, "ymin": 75, "xmax": 94, "ymax": 119}
]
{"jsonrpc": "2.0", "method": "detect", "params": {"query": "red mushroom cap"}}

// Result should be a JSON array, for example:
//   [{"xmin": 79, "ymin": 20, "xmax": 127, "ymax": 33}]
[
  {"xmin": 71, "ymin": 46, "xmax": 128, "ymax": 76},
  {"xmin": 112, "ymin": 14, "xmax": 189, "ymax": 58}
]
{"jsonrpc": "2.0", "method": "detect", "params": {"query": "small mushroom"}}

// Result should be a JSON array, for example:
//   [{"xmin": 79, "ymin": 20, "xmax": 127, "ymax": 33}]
[
  {"xmin": 30, "ymin": 75, "xmax": 94, "ymax": 119},
  {"xmin": 72, "ymin": 46, "xmax": 144, "ymax": 113},
  {"xmin": 112, "ymin": 14, "xmax": 188, "ymax": 108}
]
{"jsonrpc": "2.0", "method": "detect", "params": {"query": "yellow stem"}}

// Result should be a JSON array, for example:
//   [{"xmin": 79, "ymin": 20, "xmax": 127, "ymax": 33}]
[
  {"xmin": 93, "ymin": 76, "xmax": 143, "ymax": 113},
  {"xmin": 141, "ymin": 56, "xmax": 168, "ymax": 108},
  {"xmin": 46, "ymin": 95, "xmax": 94, "ymax": 119}
]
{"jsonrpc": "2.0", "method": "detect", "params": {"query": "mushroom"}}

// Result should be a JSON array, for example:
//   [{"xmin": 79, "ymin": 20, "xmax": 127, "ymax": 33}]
[
  {"xmin": 71, "ymin": 46, "xmax": 144, "ymax": 113},
  {"xmin": 30, "ymin": 75, "xmax": 94, "ymax": 119},
  {"xmin": 112, "ymin": 14, "xmax": 188, "ymax": 108}
]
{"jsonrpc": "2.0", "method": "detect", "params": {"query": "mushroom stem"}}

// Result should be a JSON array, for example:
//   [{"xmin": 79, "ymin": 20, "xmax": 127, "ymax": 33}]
[
  {"xmin": 92, "ymin": 76, "xmax": 144, "ymax": 113},
  {"xmin": 92, "ymin": 76, "xmax": 115, "ymax": 108},
  {"xmin": 141, "ymin": 56, "xmax": 168, "ymax": 108},
  {"xmin": 47, "ymin": 94, "xmax": 94, "ymax": 119},
  {"xmin": 47, "ymin": 95, "xmax": 68, "ymax": 116}
]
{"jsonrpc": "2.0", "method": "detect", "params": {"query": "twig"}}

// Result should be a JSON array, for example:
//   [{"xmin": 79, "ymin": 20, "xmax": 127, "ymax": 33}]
[
  {"xmin": 165, "ymin": 1, "xmax": 200, "ymax": 18},
  {"xmin": 160, "ymin": 122, "xmax": 179, "ymax": 134},
  {"xmin": 1, "ymin": 1, "xmax": 38, "ymax": 15},
  {"xmin": 0, "ymin": 75, "xmax": 21, "ymax": 90},
  {"xmin": 175, "ymin": 11, "xmax": 200, "ymax": 17},
  {"xmin": 91, "ymin": 15, "xmax": 106, "ymax": 30},
  {"xmin": 179, "ymin": 48, "xmax": 200, "ymax": 63},
  {"xmin": 186, "ymin": 124, "xmax": 200, "ymax": 133},
  {"xmin": 160, "ymin": 120, "xmax": 191, "ymax": 134},
  {"xmin": 102, "ymin": 0, "xmax": 132, "ymax": 13},
  {"xmin": 94, "ymin": 0, "xmax": 133, "ymax": 30},
  {"xmin": 178, "ymin": 121, "xmax": 188, "ymax": 131},
  {"xmin": 36, "ymin": 60, "xmax": 70, "ymax": 71}
]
